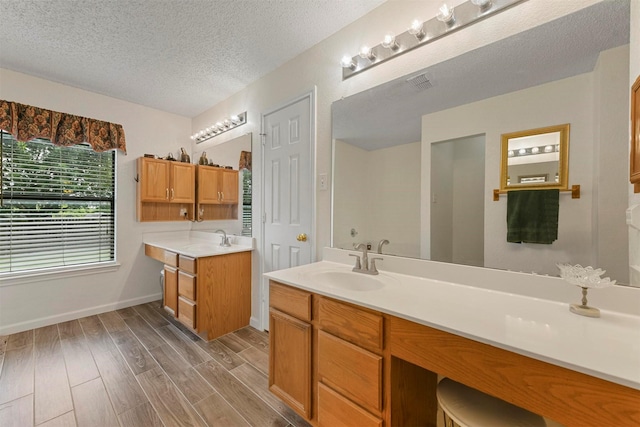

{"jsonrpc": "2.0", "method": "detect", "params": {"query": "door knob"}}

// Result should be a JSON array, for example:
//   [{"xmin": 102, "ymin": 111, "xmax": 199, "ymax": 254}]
[{"xmin": 296, "ymin": 233, "xmax": 308, "ymax": 242}]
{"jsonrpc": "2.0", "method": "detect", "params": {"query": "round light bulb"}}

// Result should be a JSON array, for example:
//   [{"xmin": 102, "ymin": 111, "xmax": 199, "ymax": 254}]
[
  {"xmin": 508, "ymin": 150, "xmax": 514, "ymax": 157},
  {"xmin": 381, "ymin": 33, "xmax": 399, "ymax": 50},
  {"xmin": 408, "ymin": 19, "xmax": 425, "ymax": 39},
  {"xmin": 340, "ymin": 55, "xmax": 353, "ymax": 69},
  {"xmin": 531, "ymin": 147, "xmax": 539, "ymax": 154},
  {"xmin": 471, "ymin": 0, "xmax": 492, "ymax": 9},
  {"xmin": 518, "ymin": 148, "xmax": 527, "ymax": 155},
  {"xmin": 230, "ymin": 115, "xmax": 240, "ymax": 124},
  {"xmin": 359, "ymin": 45, "xmax": 375, "ymax": 61},
  {"xmin": 544, "ymin": 145, "xmax": 553, "ymax": 153},
  {"xmin": 437, "ymin": 3, "xmax": 455, "ymax": 24}
]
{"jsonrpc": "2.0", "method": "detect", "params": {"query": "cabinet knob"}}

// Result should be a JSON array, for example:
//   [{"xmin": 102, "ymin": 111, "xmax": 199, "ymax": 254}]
[{"xmin": 296, "ymin": 233, "xmax": 308, "ymax": 242}]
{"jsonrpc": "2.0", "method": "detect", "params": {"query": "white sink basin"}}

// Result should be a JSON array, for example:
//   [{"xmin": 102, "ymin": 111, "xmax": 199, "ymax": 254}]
[{"xmin": 305, "ymin": 269, "xmax": 388, "ymax": 291}]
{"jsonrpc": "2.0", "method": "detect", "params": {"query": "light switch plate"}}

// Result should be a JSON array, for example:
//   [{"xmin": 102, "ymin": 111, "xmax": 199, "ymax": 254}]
[{"xmin": 319, "ymin": 173, "xmax": 328, "ymax": 191}]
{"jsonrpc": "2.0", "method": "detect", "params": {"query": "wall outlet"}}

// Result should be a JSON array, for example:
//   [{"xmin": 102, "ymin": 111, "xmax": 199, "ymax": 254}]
[
  {"xmin": 179, "ymin": 207, "xmax": 187, "ymax": 217},
  {"xmin": 319, "ymin": 173, "xmax": 328, "ymax": 191}
]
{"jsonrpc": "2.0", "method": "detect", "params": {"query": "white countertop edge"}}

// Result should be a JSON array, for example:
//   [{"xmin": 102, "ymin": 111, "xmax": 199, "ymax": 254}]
[
  {"xmin": 264, "ymin": 259, "xmax": 640, "ymax": 391},
  {"xmin": 143, "ymin": 231, "xmax": 254, "ymax": 258}
]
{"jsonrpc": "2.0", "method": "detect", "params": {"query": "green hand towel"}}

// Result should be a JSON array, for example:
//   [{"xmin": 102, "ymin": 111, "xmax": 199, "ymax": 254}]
[{"xmin": 507, "ymin": 189, "xmax": 560, "ymax": 244}]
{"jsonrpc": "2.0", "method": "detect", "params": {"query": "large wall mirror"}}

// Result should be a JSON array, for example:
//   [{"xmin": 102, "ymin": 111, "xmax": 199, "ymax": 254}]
[
  {"xmin": 193, "ymin": 132, "xmax": 252, "ymax": 235},
  {"xmin": 331, "ymin": 1, "xmax": 634, "ymax": 286}
]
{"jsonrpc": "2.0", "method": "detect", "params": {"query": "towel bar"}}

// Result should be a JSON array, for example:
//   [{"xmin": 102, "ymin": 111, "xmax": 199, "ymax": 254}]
[{"xmin": 493, "ymin": 185, "xmax": 580, "ymax": 201}]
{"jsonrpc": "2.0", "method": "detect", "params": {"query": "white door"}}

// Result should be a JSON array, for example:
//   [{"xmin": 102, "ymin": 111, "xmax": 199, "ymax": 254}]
[{"xmin": 261, "ymin": 92, "xmax": 315, "ymax": 329}]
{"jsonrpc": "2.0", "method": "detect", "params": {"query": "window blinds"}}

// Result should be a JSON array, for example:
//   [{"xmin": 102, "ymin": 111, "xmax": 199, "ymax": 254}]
[{"xmin": 0, "ymin": 134, "xmax": 115, "ymax": 273}]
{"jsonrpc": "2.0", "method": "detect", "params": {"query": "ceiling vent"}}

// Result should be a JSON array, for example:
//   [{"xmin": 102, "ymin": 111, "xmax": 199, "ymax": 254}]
[{"xmin": 406, "ymin": 73, "xmax": 434, "ymax": 91}]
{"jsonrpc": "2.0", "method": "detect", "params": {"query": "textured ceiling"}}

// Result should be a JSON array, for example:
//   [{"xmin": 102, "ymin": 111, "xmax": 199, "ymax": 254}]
[
  {"xmin": 0, "ymin": 0, "xmax": 385, "ymax": 117},
  {"xmin": 332, "ymin": 0, "xmax": 630, "ymax": 150}
]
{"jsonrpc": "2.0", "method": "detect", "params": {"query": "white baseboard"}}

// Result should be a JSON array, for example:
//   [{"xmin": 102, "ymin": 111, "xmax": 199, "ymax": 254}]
[
  {"xmin": 0, "ymin": 293, "xmax": 162, "ymax": 335},
  {"xmin": 249, "ymin": 315, "xmax": 264, "ymax": 331}
]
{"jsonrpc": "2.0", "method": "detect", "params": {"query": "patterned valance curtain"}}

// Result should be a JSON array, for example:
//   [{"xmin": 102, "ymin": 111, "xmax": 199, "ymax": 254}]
[
  {"xmin": 0, "ymin": 99, "xmax": 127, "ymax": 153},
  {"xmin": 239, "ymin": 150, "xmax": 251, "ymax": 171}
]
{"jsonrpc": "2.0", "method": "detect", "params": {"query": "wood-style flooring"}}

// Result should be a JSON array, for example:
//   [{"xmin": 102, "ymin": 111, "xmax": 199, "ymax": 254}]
[{"xmin": 0, "ymin": 301, "xmax": 311, "ymax": 427}]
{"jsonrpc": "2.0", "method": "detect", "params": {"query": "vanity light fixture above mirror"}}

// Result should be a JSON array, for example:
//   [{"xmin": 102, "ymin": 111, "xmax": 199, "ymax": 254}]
[
  {"xmin": 340, "ymin": 0, "xmax": 526, "ymax": 80},
  {"xmin": 191, "ymin": 111, "xmax": 247, "ymax": 144}
]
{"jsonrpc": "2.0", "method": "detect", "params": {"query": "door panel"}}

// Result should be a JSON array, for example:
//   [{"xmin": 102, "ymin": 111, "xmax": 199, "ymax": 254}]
[{"xmin": 262, "ymin": 93, "xmax": 314, "ymax": 329}]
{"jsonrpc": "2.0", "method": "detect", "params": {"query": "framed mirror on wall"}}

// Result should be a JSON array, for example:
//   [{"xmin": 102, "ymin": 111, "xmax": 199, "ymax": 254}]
[
  {"xmin": 500, "ymin": 124, "xmax": 569, "ymax": 191},
  {"xmin": 631, "ymin": 74, "xmax": 640, "ymax": 193},
  {"xmin": 331, "ymin": 1, "xmax": 632, "ymax": 285}
]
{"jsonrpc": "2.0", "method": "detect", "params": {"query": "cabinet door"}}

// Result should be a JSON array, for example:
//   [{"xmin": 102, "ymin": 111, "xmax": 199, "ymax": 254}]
[
  {"xmin": 170, "ymin": 162, "xmax": 195, "ymax": 203},
  {"xmin": 139, "ymin": 158, "xmax": 170, "ymax": 202},
  {"xmin": 164, "ymin": 265, "xmax": 178, "ymax": 316},
  {"xmin": 220, "ymin": 170, "xmax": 239, "ymax": 204},
  {"xmin": 269, "ymin": 308, "xmax": 312, "ymax": 420},
  {"xmin": 197, "ymin": 166, "xmax": 222, "ymax": 204}
]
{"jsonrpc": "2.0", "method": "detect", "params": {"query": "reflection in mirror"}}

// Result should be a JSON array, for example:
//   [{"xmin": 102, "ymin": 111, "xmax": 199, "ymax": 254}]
[
  {"xmin": 501, "ymin": 124, "xmax": 569, "ymax": 191},
  {"xmin": 331, "ymin": 1, "xmax": 632, "ymax": 285},
  {"xmin": 193, "ymin": 133, "xmax": 252, "ymax": 235}
]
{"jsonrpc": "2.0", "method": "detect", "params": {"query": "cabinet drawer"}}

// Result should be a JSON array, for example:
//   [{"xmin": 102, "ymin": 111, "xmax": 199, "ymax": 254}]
[
  {"xmin": 270, "ymin": 281, "xmax": 312, "ymax": 322},
  {"xmin": 318, "ymin": 330, "xmax": 382, "ymax": 413},
  {"xmin": 179, "ymin": 255, "xmax": 196, "ymax": 274},
  {"xmin": 178, "ymin": 297, "xmax": 196, "ymax": 329},
  {"xmin": 318, "ymin": 297, "xmax": 383, "ymax": 352},
  {"xmin": 145, "ymin": 245, "xmax": 177, "ymax": 267},
  {"xmin": 318, "ymin": 383, "xmax": 383, "ymax": 427},
  {"xmin": 178, "ymin": 271, "xmax": 196, "ymax": 300}
]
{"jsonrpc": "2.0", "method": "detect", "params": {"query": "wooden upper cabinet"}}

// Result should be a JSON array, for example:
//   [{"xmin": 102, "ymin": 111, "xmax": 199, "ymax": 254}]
[
  {"xmin": 170, "ymin": 162, "xmax": 195, "ymax": 203},
  {"xmin": 138, "ymin": 157, "xmax": 195, "ymax": 203},
  {"xmin": 139, "ymin": 157, "xmax": 171, "ymax": 202},
  {"xmin": 631, "ymin": 74, "xmax": 640, "ymax": 192},
  {"xmin": 197, "ymin": 165, "xmax": 239, "ymax": 204}
]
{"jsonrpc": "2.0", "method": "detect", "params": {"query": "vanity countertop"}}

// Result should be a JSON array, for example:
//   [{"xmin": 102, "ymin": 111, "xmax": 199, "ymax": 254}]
[
  {"xmin": 143, "ymin": 231, "xmax": 254, "ymax": 258},
  {"xmin": 265, "ymin": 258, "xmax": 640, "ymax": 391}
]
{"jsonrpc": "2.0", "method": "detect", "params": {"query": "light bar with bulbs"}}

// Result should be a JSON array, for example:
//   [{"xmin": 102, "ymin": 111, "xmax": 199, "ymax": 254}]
[
  {"xmin": 191, "ymin": 111, "xmax": 247, "ymax": 143},
  {"xmin": 341, "ymin": 0, "xmax": 526, "ymax": 80}
]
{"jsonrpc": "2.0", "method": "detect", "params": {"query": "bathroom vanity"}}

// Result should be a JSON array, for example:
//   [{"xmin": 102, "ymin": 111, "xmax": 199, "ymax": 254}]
[
  {"xmin": 143, "ymin": 231, "xmax": 253, "ymax": 340},
  {"xmin": 265, "ymin": 249, "xmax": 640, "ymax": 427}
]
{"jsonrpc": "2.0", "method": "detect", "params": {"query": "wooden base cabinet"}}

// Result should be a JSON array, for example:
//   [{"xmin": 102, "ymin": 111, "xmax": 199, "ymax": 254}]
[
  {"xmin": 146, "ymin": 244, "xmax": 251, "ymax": 340},
  {"xmin": 268, "ymin": 281, "xmax": 385, "ymax": 426},
  {"xmin": 269, "ymin": 309, "xmax": 312, "ymax": 419}
]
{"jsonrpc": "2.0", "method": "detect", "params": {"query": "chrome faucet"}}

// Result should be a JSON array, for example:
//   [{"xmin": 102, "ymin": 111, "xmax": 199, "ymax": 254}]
[
  {"xmin": 377, "ymin": 239, "xmax": 389, "ymax": 254},
  {"xmin": 350, "ymin": 243, "xmax": 382, "ymax": 275},
  {"xmin": 214, "ymin": 229, "xmax": 231, "ymax": 247}
]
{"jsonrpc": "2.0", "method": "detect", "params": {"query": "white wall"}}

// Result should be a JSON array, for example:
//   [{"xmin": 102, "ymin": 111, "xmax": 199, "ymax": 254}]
[
  {"xmin": 333, "ymin": 140, "xmax": 421, "ymax": 258},
  {"xmin": 0, "ymin": 68, "xmax": 192, "ymax": 334},
  {"xmin": 593, "ymin": 45, "xmax": 631, "ymax": 285}
]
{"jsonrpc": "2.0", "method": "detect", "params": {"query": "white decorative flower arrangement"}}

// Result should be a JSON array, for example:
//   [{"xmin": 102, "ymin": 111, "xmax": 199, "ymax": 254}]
[{"xmin": 557, "ymin": 263, "xmax": 616, "ymax": 318}]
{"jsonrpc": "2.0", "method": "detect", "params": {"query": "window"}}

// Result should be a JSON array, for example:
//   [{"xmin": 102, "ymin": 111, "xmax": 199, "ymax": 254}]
[
  {"xmin": 1, "ymin": 132, "xmax": 116, "ymax": 274},
  {"xmin": 241, "ymin": 169, "xmax": 252, "ymax": 236}
]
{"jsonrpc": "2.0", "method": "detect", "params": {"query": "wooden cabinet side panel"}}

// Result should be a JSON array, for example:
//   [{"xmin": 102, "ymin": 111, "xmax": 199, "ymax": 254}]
[
  {"xmin": 269, "ymin": 309, "xmax": 312, "ymax": 420},
  {"xmin": 270, "ymin": 281, "xmax": 312, "ymax": 321},
  {"xmin": 318, "ymin": 383, "xmax": 382, "ymax": 427},
  {"xmin": 163, "ymin": 265, "xmax": 178, "ymax": 316},
  {"xmin": 317, "ymin": 330, "xmax": 383, "ymax": 414},
  {"xmin": 318, "ymin": 297, "xmax": 383, "ymax": 352},
  {"xmin": 198, "ymin": 252, "xmax": 252, "ymax": 339},
  {"xmin": 389, "ymin": 316, "xmax": 640, "ymax": 427}
]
